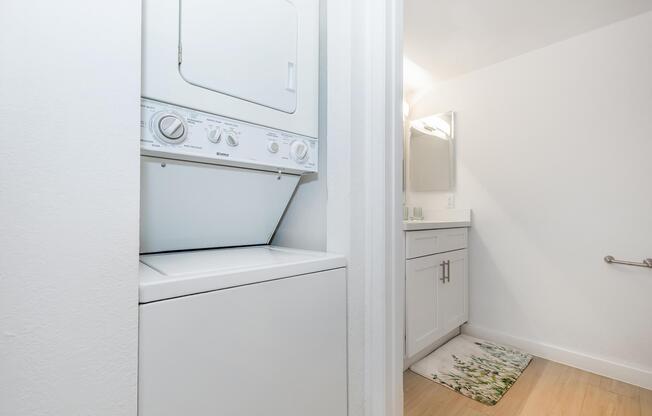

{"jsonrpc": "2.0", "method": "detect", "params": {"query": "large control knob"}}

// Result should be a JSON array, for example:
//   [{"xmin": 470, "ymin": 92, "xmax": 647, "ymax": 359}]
[
  {"xmin": 153, "ymin": 113, "xmax": 187, "ymax": 144},
  {"xmin": 290, "ymin": 140, "xmax": 310, "ymax": 163}
]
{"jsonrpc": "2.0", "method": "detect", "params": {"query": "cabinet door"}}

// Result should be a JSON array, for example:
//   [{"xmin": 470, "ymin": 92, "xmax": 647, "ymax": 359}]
[
  {"xmin": 439, "ymin": 249, "xmax": 468, "ymax": 334},
  {"xmin": 405, "ymin": 254, "xmax": 447, "ymax": 357}
]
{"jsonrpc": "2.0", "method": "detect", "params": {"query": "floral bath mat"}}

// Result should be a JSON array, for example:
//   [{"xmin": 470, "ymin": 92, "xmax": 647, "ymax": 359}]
[{"xmin": 409, "ymin": 335, "xmax": 532, "ymax": 405}]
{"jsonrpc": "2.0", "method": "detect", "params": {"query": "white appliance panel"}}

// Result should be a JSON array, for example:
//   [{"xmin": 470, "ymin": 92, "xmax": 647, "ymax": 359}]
[
  {"xmin": 180, "ymin": 0, "xmax": 298, "ymax": 113},
  {"xmin": 142, "ymin": 0, "xmax": 319, "ymax": 137},
  {"xmin": 139, "ymin": 246, "xmax": 347, "ymax": 302},
  {"xmin": 140, "ymin": 157, "xmax": 300, "ymax": 253},
  {"xmin": 141, "ymin": 99, "xmax": 317, "ymax": 174},
  {"xmin": 138, "ymin": 268, "xmax": 348, "ymax": 416}
]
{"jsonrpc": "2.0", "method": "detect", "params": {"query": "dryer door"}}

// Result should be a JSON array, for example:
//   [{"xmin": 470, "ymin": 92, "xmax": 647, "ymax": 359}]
[{"xmin": 179, "ymin": 0, "xmax": 298, "ymax": 113}]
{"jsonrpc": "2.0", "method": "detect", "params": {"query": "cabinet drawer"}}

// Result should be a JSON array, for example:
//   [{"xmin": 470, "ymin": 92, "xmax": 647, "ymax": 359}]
[{"xmin": 406, "ymin": 228, "xmax": 467, "ymax": 259}]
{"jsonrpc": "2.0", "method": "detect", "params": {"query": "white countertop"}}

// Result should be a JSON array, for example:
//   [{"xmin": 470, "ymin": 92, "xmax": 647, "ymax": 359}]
[{"xmin": 403, "ymin": 208, "xmax": 472, "ymax": 231}]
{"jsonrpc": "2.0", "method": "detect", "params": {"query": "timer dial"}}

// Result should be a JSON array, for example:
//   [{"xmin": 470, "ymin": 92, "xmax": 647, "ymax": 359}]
[{"xmin": 152, "ymin": 112, "xmax": 188, "ymax": 144}]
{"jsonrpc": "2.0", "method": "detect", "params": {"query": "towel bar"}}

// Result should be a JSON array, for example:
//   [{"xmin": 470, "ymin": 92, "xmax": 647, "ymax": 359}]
[{"xmin": 604, "ymin": 255, "xmax": 652, "ymax": 268}]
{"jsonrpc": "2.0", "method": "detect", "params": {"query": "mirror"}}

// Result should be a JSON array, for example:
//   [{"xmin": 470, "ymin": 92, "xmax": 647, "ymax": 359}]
[{"xmin": 408, "ymin": 111, "xmax": 455, "ymax": 192}]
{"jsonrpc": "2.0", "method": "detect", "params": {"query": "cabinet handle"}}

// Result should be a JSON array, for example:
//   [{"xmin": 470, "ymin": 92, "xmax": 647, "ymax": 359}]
[
  {"xmin": 440, "ymin": 262, "xmax": 447, "ymax": 283},
  {"xmin": 445, "ymin": 260, "xmax": 451, "ymax": 282}
]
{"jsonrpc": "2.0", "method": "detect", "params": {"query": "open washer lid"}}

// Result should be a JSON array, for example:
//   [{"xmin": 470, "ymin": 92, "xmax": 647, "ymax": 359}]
[
  {"xmin": 179, "ymin": 0, "xmax": 298, "ymax": 113},
  {"xmin": 139, "ymin": 157, "xmax": 302, "ymax": 254},
  {"xmin": 139, "ymin": 246, "xmax": 346, "ymax": 303}
]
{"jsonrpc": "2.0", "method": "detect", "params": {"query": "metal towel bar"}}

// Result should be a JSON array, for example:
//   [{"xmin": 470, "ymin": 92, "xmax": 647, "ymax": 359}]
[{"xmin": 604, "ymin": 255, "xmax": 652, "ymax": 268}]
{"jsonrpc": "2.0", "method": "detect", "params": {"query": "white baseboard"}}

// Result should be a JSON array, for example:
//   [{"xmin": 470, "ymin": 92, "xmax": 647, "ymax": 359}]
[{"xmin": 462, "ymin": 324, "xmax": 652, "ymax": 390}]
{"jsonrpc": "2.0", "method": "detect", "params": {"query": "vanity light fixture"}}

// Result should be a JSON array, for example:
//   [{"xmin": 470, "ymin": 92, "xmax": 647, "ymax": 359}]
[{"xmin": 411, "ymin": 118, "xmax": 450, "ymax": 140}]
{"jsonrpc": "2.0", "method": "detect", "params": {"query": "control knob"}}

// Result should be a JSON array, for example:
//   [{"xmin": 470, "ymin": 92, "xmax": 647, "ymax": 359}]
[
  {"xmin": 290, "ymin": 140, "xmax": 310, "ymax": 163},
  {"xmin": 207, "ymin": 127, "xmax": 222, "ymax": 143},
  {"xmin": 225, "ymin": 131, "xmax": 239, "ymax": 147},
  {"xmin": 153, "ymin": 113, "xmax": 187, "ymax": 144},
  {"xmin": 267, "ymin": 141, "xmax": 280, "ymax": 154}
]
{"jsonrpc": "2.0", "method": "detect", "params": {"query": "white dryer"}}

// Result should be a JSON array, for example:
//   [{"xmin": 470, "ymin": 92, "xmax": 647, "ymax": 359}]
[
  {"xmin": 142, "ymin": 0, "xmax": 320, "ymax": 138},
  {"xmin": 140, "ymin": 0, "xmax": 321, "ymax": 254},
  {"xmin": 138, "ymin": 246, "xmax": 348, "ymax": 416}
]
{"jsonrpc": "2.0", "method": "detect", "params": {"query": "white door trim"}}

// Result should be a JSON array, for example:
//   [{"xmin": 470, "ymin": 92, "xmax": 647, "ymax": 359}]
[
  {"xmin": 360, "ymin": 0, "xmax": 404, "ymax": 415},
  {"xmin": 325, "ymin": 0, "xmax": 403, "ymax": 415},
  {"xmin": 385, "ymin": 0, "xmax": 405, "ymax": 415}
]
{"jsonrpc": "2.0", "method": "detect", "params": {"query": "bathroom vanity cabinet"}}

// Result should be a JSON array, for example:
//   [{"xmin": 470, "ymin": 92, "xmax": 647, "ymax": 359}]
[{"xmin": 404, "ymin": 227, "xmax": 469, "ymax": 364}]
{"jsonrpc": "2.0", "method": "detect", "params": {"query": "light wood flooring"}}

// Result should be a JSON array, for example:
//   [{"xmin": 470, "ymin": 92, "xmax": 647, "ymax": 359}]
[{"xmin": 404, "ymin": 357, "xmax": 652, "ymax": 416}]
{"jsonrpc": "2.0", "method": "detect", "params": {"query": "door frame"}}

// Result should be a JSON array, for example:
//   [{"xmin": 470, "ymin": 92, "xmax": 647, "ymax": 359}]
[
  {"xmin": 360, "ymin": 0, "xmax": 405, "ymax": 414},
  {"xmin": 325, "ymin": 0, "xmax": 404, "ymax": 415},
  {"xmin": 386, "ymin": 1, "xmax": 405, "ymax": 415},
  {"xmin": 365, "ymin": 0, "xmax": 405, "ymax": 415}
]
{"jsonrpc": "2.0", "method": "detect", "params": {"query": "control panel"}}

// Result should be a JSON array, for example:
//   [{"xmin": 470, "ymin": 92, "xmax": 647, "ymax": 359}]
[{"xmin": 140, "ymin": 98, "xmax": 318, "ymax": 174}]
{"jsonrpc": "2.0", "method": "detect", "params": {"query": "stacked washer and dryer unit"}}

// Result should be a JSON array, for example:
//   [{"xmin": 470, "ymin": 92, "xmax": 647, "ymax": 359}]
[{"xmin": 138, "ymin": 1, "xmax": 347, "ymax": 416}]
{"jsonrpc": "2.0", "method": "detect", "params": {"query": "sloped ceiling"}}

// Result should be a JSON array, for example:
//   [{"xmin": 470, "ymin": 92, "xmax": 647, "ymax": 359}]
[{"xmin": 404, "ymin": 0, "xmax": 652, "ymax": 91}]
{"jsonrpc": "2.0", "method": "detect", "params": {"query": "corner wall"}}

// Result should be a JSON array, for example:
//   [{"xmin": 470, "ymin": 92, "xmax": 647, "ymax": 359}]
[
  {"xmin": 0, "ymin": 2, "xmax": 141, "ymax": 414},
  {"xmin": 272, "ymin": 0, "xmax": 328, "ymax": 251},
  {"xmin": 412, "ymin": 12, "xmax": 652, "ymax": 388}
]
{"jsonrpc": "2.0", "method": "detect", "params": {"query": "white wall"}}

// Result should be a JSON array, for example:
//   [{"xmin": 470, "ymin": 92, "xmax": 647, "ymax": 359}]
[
  {"xmin": 0, "ymin": 2, "xmax": 141, "ymax": 415},
  {"xmin": 272, "ymin": 170, "xmax": 327, "ymax": 250},
  {"xmin": 272, "ymin": 0, "xmax": 328, "ymax": 251},
  {"xmin": 412, "ymin": 12, "xmax": 652, "ymax": 388},
  {"xmin": 323, "ymin": 1, "xmax": 365, "ymax": 414},
  {"xmin": 404, "ymin": 0, "xmax": 652, "ymax": 82}
]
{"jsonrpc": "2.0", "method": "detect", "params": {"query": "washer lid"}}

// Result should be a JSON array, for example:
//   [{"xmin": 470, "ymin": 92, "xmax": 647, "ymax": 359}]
[
  {"xmin": 139, "ymin": 157, "xmax": 302, "ymax": 254},
  {"xmin": 179, "ymin": 0, "xmax": 298, "ymax": 113},
  {"xmin": 139, "ymin": 246, "xmax": 346, "ymax": 303}
]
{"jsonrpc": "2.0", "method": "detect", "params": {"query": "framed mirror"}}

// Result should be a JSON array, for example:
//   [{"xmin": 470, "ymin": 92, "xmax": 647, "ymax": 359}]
[{"xmin": 408, "ymin": 111, "xmax": 455, "ymax": 192}]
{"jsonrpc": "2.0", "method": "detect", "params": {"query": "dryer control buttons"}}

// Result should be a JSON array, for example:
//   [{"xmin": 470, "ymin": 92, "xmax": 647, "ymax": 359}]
[
  {"xmin": 290, "ymin": 140, "xmax": 309, "ymax": 163},
  {"xmin": 267, "ymin": 141, "xmax": 280, "ymax": 154},
  {"xmin": 141, "ymin": 98, "xmax": 318, "ymax": 173},
  {"xmin": 207, "ymin": 127, "xmax": 222, "ymax": 143},
  {"xmin": 224, "ymin": 131, "xmax": 239, "ymax": 147}
]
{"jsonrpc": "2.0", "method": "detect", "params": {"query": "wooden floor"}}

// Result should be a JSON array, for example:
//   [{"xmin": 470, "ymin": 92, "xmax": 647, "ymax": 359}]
[{"xmin": 404, "ymin": 357, "xmax": 652, "ymax": 416}]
